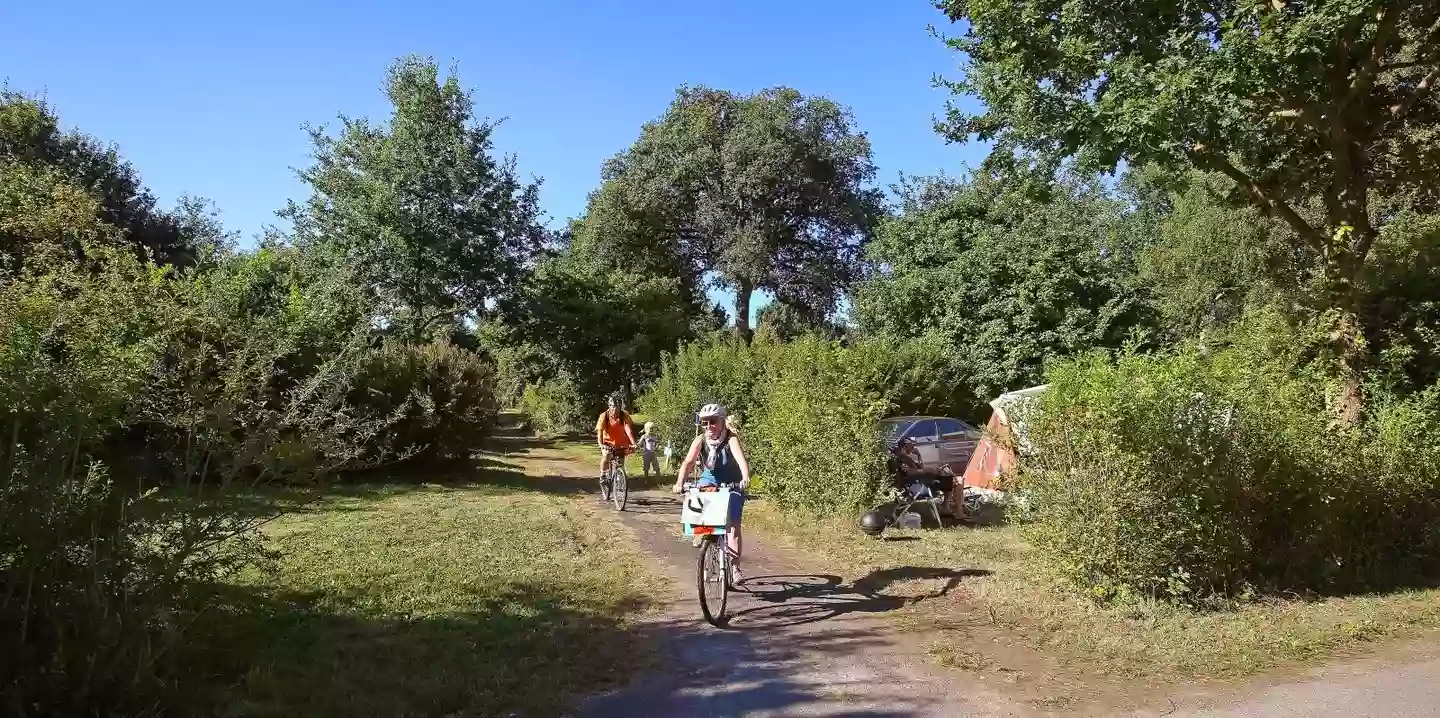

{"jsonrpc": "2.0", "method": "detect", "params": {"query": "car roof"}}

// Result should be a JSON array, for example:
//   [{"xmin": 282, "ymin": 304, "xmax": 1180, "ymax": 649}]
[{"xmin": 881, "ymin": 416, "xmax": 980, "ymax": 429}]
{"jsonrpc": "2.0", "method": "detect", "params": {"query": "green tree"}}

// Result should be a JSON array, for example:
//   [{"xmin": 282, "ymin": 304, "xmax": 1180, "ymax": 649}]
[
  {"xmin": 936, "ymin": 0, "xmax": 1440, "ymax": 421},
  {"xmin": 284, "ymin": 56, "xmax": 544, "ymax": 343},
  {"xmin": 1359, "ymin": 209, "xmax": 1440, "ymax": 390},
  {"xmin": 1132, "ymin": 171, "xmax": 1308, "ymax": 341},
  {"xmin": 508, "ymin": 250, "xmax": 695, "ymax": 403},
  {"xmin": 754, "ymin": 301, "xmax": 840, "ymax": 342},
  {"xmin": 588, "ymin": 86, "xmax": 885, "ymax": 339},
  {"xmin": 854, "ymin": 172, "xmax": 1152, "ymax": 402},
  {"xmin": 1, "ymin": 91, "xmax": 201, "ymax": 268}
]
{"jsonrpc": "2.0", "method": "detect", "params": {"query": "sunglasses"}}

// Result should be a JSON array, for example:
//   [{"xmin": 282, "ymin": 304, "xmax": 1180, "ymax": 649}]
[{"xmin": 699, "ymin": 418, "xmax": 721, "ymax": 426}]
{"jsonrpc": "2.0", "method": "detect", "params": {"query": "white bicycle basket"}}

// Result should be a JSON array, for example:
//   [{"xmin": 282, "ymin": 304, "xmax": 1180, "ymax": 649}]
[{"xmin": 680, "ymin": 487, "xmax": 731, "ymax": 536}]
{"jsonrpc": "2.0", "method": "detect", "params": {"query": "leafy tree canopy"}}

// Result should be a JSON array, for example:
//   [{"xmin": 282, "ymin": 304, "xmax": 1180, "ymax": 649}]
[
  {"xmin": 283, "ymin": 56, "xmax": 545, "ymax": 343},
  {"xmin": 1, "ymin": 91, "xmax": 212, "ymax": 268},
  {"xmin": 937, "ymin": 0, "xmax": 1440, "ymax": 420},
  {"xmin": 587, "ymin": 86, "xmax": 886, "ymax": 338},
  {"xmin": 855, "ymin": 172, "xmax": 1154, "ymax": 401}
]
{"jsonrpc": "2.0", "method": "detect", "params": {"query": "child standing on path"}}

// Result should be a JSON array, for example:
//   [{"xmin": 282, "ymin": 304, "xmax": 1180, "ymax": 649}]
[{"xmin": 640, "ymin": 422, "xmax": 661, "ymax": 478}]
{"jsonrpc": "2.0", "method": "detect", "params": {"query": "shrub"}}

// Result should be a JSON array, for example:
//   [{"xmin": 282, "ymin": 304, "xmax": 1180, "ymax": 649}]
[
  {"xmin": 0, "ymin": 245, "xmax": 395, "ymax": 715},
  {"xmin": 0, "ymin": 250, "xmax": 168, "ymax": 716},
  {"xmin": 351, "ymin": 341, "xmax": 500, "ymax": 463},
  {"xmin": 131, "ymin": 245, "xmax": 392, "ymax": 483},
  {"xmin": 846, "ymin": 337, "xmax": 984, "ymax": 421},
  {"xmin": 521, "ymin": 373, "xmax": 588, "ymax": 437},
  {"xmin": 1020, "ymin": 311, "xmax": 1440, "ymax": 604},
  {"xmin": 638, "ymin": 336, "xmax": 765, "ymax": 448},
  {"xmin": 747, "ymin": 336, "xmax": 893, "ymax": 517},
  {"xmin": 639, "ymin": 334, "xmax": 978, "ymax": 517}
]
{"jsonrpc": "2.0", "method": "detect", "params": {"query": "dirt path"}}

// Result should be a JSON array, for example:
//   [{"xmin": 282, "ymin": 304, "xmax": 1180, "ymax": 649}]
[
  {"xmin": 1130, "ymin": 639, "xmax": 1440, "ymax": 718},
  {"xmin": 575, "ymin": 484, "xmax": 1028, "ymax": 718}
]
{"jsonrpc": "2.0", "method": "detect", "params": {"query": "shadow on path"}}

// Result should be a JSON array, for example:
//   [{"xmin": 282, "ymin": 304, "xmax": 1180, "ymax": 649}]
[
  {"xmin": 582, "ymin": 613, "xmax": 946, "ymax": 718},
  {"xmin": 726, "ymin": 567, "xmax": 991, "ymax": 631}
]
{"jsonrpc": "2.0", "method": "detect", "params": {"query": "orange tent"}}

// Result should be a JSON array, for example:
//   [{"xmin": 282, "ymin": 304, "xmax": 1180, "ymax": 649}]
[{"xmin": 961, "ymin": 385, "xmax": 1046, "ymax": 490}]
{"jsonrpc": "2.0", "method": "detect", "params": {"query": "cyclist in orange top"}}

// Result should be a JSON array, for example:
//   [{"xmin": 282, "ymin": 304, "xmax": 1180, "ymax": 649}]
[{"xmin": 595, "ymin": 394, "xmax": 637, "ymax": 493}]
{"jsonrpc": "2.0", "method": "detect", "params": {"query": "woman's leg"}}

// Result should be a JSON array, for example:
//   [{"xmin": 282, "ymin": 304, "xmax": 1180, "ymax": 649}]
[{"xmin": 726, "ymin": 490, "xmax": 744, "ymax": 562}]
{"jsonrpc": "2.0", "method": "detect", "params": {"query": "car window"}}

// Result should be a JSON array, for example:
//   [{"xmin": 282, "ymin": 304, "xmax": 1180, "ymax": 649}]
[
  {"xmin": 938, "ymin": 419, "xmax": 981, "ymax": 437},
  {"xmin": 881, "ymin": 420, "xmax": 910, "ymax": 442},
  {"xmin": 906, "ymin": 420, "xmax": 938, "ymax": 440}
]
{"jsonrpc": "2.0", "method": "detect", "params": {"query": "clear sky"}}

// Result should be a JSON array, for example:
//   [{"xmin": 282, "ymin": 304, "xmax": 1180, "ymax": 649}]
[{"xmin": 2, "ymin": 0, "xmax": 986, "ymax": 318}]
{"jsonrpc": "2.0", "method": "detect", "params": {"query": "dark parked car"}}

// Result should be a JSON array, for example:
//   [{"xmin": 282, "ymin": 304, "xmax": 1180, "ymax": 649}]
[{"xmin": 879, "ymin": 416, "xmax": 981, "ymax": 476}]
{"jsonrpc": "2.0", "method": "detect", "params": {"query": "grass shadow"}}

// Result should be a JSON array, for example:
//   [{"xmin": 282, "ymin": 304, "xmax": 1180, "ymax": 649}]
[{"xmin": 185, "ymin": 580, "xmax": 658, "ymax": 718}]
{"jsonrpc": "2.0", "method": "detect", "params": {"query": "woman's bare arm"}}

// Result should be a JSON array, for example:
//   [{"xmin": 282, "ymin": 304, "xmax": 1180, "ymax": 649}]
[{"xmin": 673, "ymin": 435, "xmax": 704, "ymax": 492}]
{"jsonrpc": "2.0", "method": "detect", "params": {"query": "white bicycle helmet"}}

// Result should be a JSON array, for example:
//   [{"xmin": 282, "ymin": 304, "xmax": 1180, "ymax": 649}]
[{"xmin": 697, "ymin": 403, "xmax": 728, "ymax": 422}]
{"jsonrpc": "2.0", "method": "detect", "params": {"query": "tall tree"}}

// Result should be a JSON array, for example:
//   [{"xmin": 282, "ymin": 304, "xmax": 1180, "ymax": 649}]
[
  {"xmin": 854, "ymin": 173, "xmax": 1153, "ymax": 401},
  {"xmin": 588, "ymin": 86, "xmax": 885, "ymax": 340},
  {"xmin": 284, "ymin": 56, "xmax": 544, "ymax": 343},
  {"xmin": 937, "ymin": 0, "xmax": 1440, "ymax": 422}
]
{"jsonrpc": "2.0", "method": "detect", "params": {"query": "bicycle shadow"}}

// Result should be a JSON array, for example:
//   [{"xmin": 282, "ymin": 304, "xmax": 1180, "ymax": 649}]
[
  {"xmin": 621, "ymin": 493, "xmax": 682, "ymax": 517},
  {"xmin": 722, "ymin": 567, "xmax": 990, "ymax": 631}
]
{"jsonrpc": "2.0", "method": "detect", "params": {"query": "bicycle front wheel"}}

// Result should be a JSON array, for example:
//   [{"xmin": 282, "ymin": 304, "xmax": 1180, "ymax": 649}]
[
  {"xmin": 611, "ymin": 465, "xmax": 628, "ymax": 511},
  {"xmin": 697, "ymin": 536, "xmax": 728, "ymax": 626}
]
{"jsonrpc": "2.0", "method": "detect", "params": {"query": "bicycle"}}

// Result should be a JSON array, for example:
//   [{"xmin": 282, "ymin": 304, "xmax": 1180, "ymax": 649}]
[
  {"xmin": 600, "ymin": 444, "xmax": 631, "ymax": 511},
  {"xmin": 679, "ymin": 481, "xmax": 742, "ymax": 626}
]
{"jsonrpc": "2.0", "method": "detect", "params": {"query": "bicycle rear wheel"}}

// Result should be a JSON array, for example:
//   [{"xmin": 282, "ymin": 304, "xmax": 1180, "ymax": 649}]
[
  {"xmin": 611, "ymin": 465, "xmax": 628, "ymax": 511},
  {"xmin": 697, "ymin": 536, "xmax": 728, "ymax": 626}
]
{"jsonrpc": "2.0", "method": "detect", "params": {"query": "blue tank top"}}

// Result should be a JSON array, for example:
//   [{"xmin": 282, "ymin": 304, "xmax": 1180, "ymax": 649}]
[{"xmin": 698, "ymin": 437, "xmax": 743, "ymax": 486}]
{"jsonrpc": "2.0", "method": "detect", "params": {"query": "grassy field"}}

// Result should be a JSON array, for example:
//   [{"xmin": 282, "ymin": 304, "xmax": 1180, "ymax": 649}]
[
  {"xmin": 743, "ymin": 502, "xmax": 1440, "ymax": 689},
  {"xmin": 197, "ymin": 456, "xmax": 666, "ymax": 718}
]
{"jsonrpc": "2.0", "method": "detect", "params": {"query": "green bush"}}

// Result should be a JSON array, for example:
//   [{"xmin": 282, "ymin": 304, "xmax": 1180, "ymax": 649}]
[
  {"xmin": 748, "ymin": 336, "xmax": 894, "ymax": 516},
  {"xmin": 353, "ymin": 341, "xmax": 500, "ymax": 463},
  {"xmin": 0, "ymin": 251, "xmax": 168, "ymax": 716},
  {"xmin": 640, "ymin": 334, "xmax": 894, "ymax": 516},
  {"xmin": 638, "ymin": 336, "xmax": 765, "ymax": 449},
  {"xmin": 521, "ymin": 373, "xmax": 588, "ymax": 437},
  {"xmin": 1020, "ymin": 311, "xmax": 1440, "ymax": 604},
  {"xmin": 0, "ymin": 243, "xmax": 396, "ymax": 715},
  {"xmin": 846, "ymin": 337, "xmax": 984, "ymax": 421}
]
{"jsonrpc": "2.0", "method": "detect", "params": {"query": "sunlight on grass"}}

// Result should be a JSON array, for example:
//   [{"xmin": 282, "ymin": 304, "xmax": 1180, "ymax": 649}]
[
  {"xmin": 214, "ymin": 481, "xmax": 665, "ymax": 718},
  {"xmin": 743, "ymin": 501, "xmax": 1440, "ymax": 682}
]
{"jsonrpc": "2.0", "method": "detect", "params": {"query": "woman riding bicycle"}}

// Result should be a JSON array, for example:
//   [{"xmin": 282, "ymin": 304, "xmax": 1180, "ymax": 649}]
[
  {"xmin": 596, "ymin": 394, "xmax": 637, "ymax": 495},
  {"xmin": 673, "ymin": 403, "xmax": 751, "ymax": 579}
]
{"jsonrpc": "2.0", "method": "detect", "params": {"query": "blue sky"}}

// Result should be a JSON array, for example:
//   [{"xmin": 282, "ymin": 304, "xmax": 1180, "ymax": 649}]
[{"xmin": 2, "ymin": 0, "xmax": 986, "ymax": 320}]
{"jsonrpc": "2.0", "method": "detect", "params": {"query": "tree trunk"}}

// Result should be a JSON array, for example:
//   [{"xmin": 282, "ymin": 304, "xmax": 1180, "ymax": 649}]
[
  {"xmin": 1327, "ymin": 223, "xmax": 1373, "ymax": 429},
  {"xmin": 1331, "ymin": 308, "xmax": 1366, "ymax": 427},
  {"xmin": 733, "ymin": 279, "xmax": 754, "ymax": 343}
]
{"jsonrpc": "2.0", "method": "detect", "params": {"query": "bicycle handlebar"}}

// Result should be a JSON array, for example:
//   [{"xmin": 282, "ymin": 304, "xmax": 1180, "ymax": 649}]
[{"xmin": 678, "ymin": 481, "xmax": 745, "ymax": 495}]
